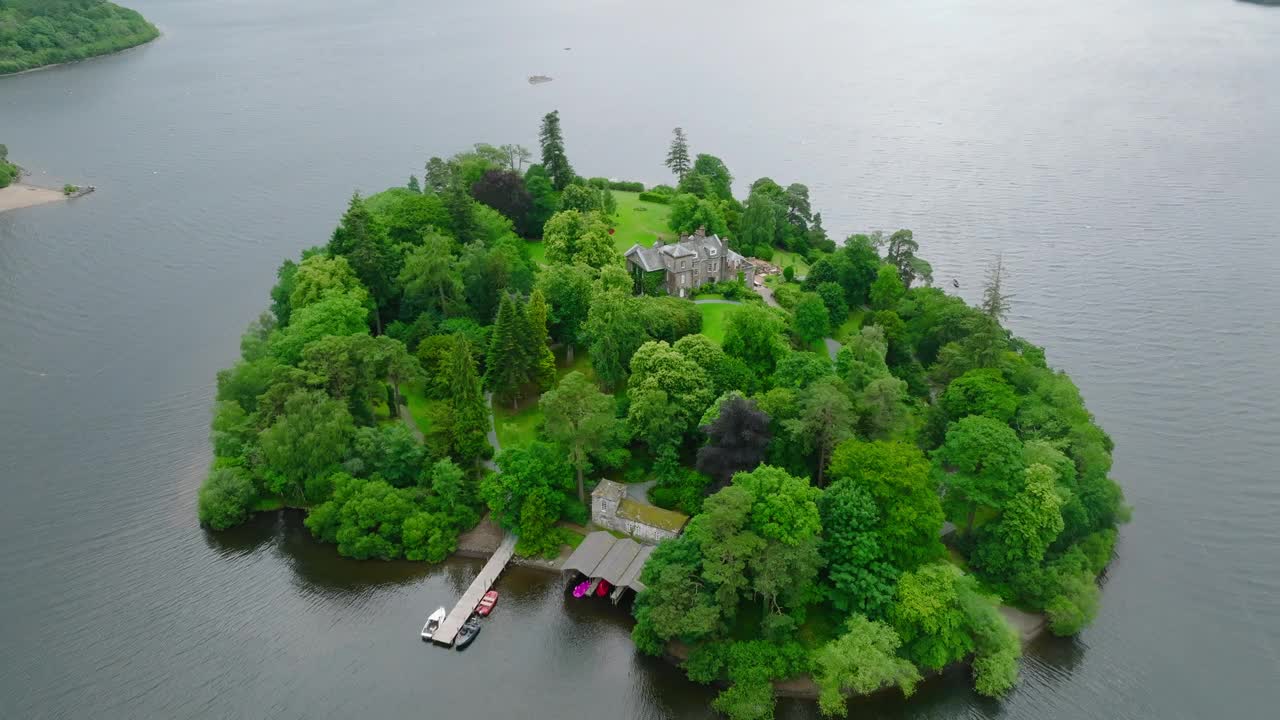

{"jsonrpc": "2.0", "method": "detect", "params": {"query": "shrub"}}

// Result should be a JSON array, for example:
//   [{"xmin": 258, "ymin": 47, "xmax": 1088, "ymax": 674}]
[
  {"xmin": 772, "ymin": 284, "xmax": 802, "ymax": 310},
  {"xmin": 586, "ymin": 176, "xmax": 610, "ymax": 189},
  {"xmin": 197, "ymin": 467, "xmax": 256, "ymax": 530},
  {"xmin": 608, "ymin": 180, "xmax": 645, "ymax": 192},
  {"xmin": 638, "ymin": 191, "xmax": 671, "ymax": 204},
  {"xmin": 783, "ymin": 265, "xmax": 795, "ymax": 282},
  {"xmin": 63, "ymin": 184, "xmax": 79, "ymax": 195}
]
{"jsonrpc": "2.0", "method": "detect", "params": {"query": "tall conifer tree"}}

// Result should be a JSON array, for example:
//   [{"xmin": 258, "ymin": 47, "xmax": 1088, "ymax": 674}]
[
  {"xmin": 486, "ymin": 293, "xmax": 534, "ymax": 408},
  {"xmin": 526, "ymin": 288, "xmax": 558, "ymax": 390},
  {"xmin": 447, "ymin": 336, "xmax": 490, "ymax": 466},
  {"xmin": 539, "ymin": 110, "xmax": 575, "ymax": 190},
  {"xmin": 329, "ymin": 192, "xmax": 397, "ymax": 333},
  {"xmin": 665, "ymin": 127, "xmax": 691, "ymax": 180}
]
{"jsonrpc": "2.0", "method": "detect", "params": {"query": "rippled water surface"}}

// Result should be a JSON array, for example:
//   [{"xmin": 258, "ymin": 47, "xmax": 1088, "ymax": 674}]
[{"xmin": 3, "ymin": 0, "xmax": 1279, "ymax": 717}]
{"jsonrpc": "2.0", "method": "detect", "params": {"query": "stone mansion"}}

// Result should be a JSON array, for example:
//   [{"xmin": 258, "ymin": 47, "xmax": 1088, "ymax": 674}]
[{"xmin": 623, "ymin": 228, "xmax": 755, "ymax": 298}]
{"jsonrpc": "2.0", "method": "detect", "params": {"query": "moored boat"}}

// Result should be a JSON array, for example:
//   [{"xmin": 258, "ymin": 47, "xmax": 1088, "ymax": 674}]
[
  {"xmin": 455, "ymin": 616, "xmax": 482, "ymax": 650},
  {"xmin": 476, "ymin": 590, "xmax": 499, "ymax": 616},
  {"xmin": 420, "ymin": 606, "xmax": 446, "ymax": 641}
]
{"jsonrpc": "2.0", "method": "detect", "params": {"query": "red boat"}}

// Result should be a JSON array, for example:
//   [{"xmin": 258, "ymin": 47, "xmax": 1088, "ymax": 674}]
[{"xmin": 475, "ymin": 590, "xmax": 499, "ymax": 616}]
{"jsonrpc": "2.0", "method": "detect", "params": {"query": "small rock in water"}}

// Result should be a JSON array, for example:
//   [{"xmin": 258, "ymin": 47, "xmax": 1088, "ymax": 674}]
[{"xmin": 528, "ymin": 75, "xmax": 553, "ymax": 85}]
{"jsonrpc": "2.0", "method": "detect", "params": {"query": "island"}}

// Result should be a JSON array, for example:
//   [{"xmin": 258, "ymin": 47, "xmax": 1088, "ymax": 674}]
[
  {"xmin": 0, "ymin": 143, "xmax": 68, "ymax": 212},
  {"xmin": 0, "ymin": 0, "xmax": 158, "ymax": 76},
  {"xmin": 199, "ymin": 112, "xmax": 1128, "ymax": 719}
]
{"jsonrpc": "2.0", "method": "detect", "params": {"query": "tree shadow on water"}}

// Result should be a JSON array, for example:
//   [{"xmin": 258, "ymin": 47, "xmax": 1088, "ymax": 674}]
[{"xmin": 201, "ymin": 509, "xmax": 283, "ymax": 558}]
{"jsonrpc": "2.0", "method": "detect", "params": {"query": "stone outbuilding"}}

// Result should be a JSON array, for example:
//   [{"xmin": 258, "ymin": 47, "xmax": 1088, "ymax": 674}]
[{"xmin": 591, "ymin": 480, "xmax": 689, "ymax": 544}]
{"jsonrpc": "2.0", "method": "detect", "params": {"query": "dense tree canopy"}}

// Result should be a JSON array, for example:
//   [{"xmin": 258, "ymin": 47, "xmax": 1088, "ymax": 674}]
[
  {"xmin": 0, "ymin": 0, "xmax": 159, "ymax": 75},
  {"xmin": 201, "ymin": 123, "xmax": 1127, "ymax": 716}
]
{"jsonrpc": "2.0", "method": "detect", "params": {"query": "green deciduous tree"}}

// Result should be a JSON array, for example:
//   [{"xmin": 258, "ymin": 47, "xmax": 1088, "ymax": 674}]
[
  {"xmin": 941, "ymin": 367, "xmax": 1019, "ymax": 423},
  {"xmin": 304, "ymin": 474, "xmax": 416, "ymax": 560},
  {"xmin": 933, "ymin": 415, "xmax": 1025, "ymax": 532},
  {"xmin": 813, "ymin": 615, "xmax": 920, "ymax": 716},
  {"xmin": 835, "ymin": 325, "xmax": 890, "ymax": 392},
  {"xmin": 627, "ymin": 340, "xmax": 715, "ymax": 450},
  {"xmin": 782, "ymin": 378, "xmax": 856, "ymax": 486},
  {"xmin": 723, "ymin": 304, "xmax": 787, "ymax": 380},
  {"xmin": 870, "ymin": 264, "xmax": 905, "ymax": 310},
  {"xmin": 349, "ymin": 423, "xmax": 424, "ymax": 487},
  {"xmin": 818, "ymin": 480, "xmax": 899, "ymax": 618},
  {"xmin": 890, "ymin": 563, "xmax": 975, "ymax": 670},
  {"xmin": 541, "ymin": 370, "xmax": 621, "ymax": 503},
  {"xmin": 815, "ymin": 281, "xmax": 848, "ymax": 328},
  {"xmin": 542, "ymin": 209, "xmax": 616, "ymax": 268},
  {"xmin": 668, "ymin": 193, "xmax": 729, "ymax": 237},
  {"xmin": 197, "ymin": 467, "xmax": 256, "ymax": 530},
  {"xmin": 481, "ymin": 441, "xmax": 576, "ymax": 556},
  {"xmin": 678, "ymin": 154, "xmax": 734, "ymax": 202},
  {"xmin": 523, "ymin": 164, "xmax": 558, "ymax": 234},
  {"xmin": 770, "ymin": 351, "xmax": 833, "ymax": 390},
  {"xmin": 260, "ymin": 390, "xmax": 356, "ymax": 499},
  {"xmin": 558, "ymin": 183, "xmax": 601, "ymax": 213},
  {"xmin": 582, "ymin": 290, "xmax": 649, "ymax": 389},
  {"xmin": 973, "ymin": 463, "xmax": 1065, "ymax": 579},
  {"xmin": 736, "ymin": 192, "xmax": 783, "ymax": 256},
  {"xmin": 793, "ymin": 293, "xmax": 831, "ymax": 345},
  {"xmin": 270, "ymin": 289, "xmax": 371, "ymax": 365},
  {"xmin": 536, "ymin": 263, "xmax": 595, "ymax": 362},
  {"xmin": 827, "ymin": 439, "xmax": 945, "ymax": 570},
  {"xmin": 289, "ymin": 254, "xmax": 365, "ymax": 311}
]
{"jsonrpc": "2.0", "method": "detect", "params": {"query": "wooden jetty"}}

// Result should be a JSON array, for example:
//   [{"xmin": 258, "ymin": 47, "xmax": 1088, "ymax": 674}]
[{"xmin": 433, "ymin": 533, "xmax": 517, "ymax": 646}]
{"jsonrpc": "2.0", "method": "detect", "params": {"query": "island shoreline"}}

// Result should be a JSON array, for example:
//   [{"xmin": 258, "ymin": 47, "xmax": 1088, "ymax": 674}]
[
  {"xmin": 0, "ymin": 30, "xmax": 161, "ymax": 79},
  {"xmin": 0, "ymin": 183, "xmax": 66, "ymax": 213}
]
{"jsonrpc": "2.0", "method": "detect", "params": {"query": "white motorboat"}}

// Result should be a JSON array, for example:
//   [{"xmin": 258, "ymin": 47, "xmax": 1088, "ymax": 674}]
[{"xmin": 421, "ymin": 607, "xmax": 447, "ymax": 641}]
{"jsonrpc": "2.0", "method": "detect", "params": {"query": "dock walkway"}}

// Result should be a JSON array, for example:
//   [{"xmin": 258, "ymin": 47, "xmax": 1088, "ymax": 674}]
[{"xmin": 433, "ymin": 533, "xmax": 517, "ymax": 646}]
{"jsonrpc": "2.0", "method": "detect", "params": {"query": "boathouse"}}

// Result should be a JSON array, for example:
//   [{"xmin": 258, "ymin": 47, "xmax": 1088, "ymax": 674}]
[{"xmin": 561, "ymin": 531, "xmax": 655, "ymax": 603}]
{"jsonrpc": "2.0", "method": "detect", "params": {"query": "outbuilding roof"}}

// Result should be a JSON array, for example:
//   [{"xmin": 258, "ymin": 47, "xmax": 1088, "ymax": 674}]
[
  {"xmin": 560, "ymin": 531, "xmax": 659, "ymax": 594},
  {"xmin": 624, "ymin": 244, "xmax": 664, "ymax": 272}
]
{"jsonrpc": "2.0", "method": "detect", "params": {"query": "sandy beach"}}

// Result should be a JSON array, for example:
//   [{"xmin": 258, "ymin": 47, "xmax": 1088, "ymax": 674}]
[{"xmin": 0, "ymin": 183, "xmax": 65, "ymax": 213}]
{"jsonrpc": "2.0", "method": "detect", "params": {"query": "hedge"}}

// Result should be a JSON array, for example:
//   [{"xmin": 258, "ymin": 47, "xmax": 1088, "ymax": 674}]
[{"xmin": 638, "ymin": 191, "xmax": 671, "ymax": 204}]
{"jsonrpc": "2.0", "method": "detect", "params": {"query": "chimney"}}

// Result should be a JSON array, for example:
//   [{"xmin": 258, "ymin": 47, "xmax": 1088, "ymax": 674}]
[{"xmin": 694, "ymin": 226, "xmax": 706, "ymax": 238}]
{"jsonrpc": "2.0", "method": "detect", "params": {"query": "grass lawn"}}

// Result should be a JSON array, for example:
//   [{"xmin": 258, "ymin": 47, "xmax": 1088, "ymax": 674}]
[
  {"xmin": 521, "ymin": 190, "xmax": 673, "ymax": 264},
  {"xmin": 401, "ymin": 379, "xmax": 441, "ymax": 436},
  {"xmin": 492, "ymin": 396, "xmax": 543, "ymax": 449},
  {"xmin": 525, "ymin": 238, "xmax": 547, "ymax": 265},
  {"xmin": 698, "ymin": 302, "xmax": 739, "ymax": 345},
  {"xmin": 836, "ymin": 307, "xmax": 867, "ymax": 341},
  {"xmin": 610, "ymin": 191, "xmax": 675, "ymax": 252},
  {"xmin": 768, "ymin": 248, "xmax": 811, "ymax": 276},
  {"xmin": 491, "ymin": 347, "xmax": 596, "ymax": 450}
]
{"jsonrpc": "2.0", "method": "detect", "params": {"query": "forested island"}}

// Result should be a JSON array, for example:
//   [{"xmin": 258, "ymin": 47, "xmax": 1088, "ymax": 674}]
[
  {"xmin": 200, "ymin": 112, "xmax": 1127, "ymax": 719},
  {"xmin": 0, "ymin": 0, "xmax": 158, "ymax": 75}
]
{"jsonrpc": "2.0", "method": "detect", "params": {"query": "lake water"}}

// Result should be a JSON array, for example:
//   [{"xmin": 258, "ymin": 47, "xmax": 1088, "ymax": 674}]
[{"xmin": 3, "ymin": 0, "xmax": 1279, "ymax": 717}]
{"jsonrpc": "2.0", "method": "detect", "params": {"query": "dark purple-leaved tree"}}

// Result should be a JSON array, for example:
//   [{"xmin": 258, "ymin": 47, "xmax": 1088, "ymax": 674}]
[{"xmin": 696, "ymin": 395, "xmax": 772, "ymax": 490}]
